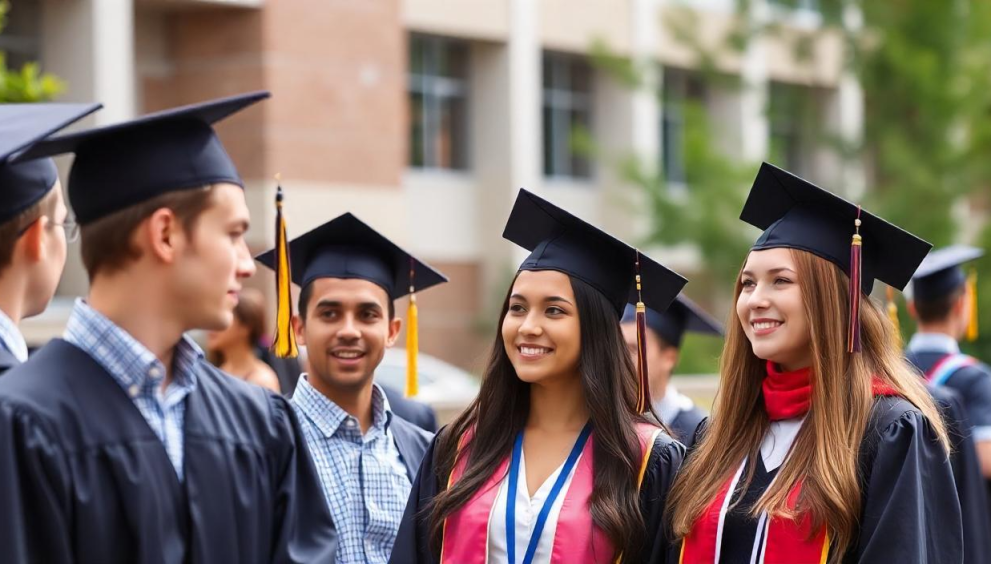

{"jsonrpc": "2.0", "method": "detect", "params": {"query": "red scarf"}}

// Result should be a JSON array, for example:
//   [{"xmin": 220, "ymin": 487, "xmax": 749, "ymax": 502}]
[
  {"xmin": 763, "ymin": 361, "xmax": 899, "ymax": 420},
  {"xmin": 680, "ymin": 363, "xmax": 900, "ymax": 563}
]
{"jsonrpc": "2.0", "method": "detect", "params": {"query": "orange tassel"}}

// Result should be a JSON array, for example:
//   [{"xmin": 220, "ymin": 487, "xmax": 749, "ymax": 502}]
[
  {"xmin": 886, "ymin": 286, "xmax": 902, "ymax": 348},
  {"xmin": 967, "ymin": 269, "xmax": 979, "ymax": 342},
  {"xmin": 406, "ymin": 259, "xmax": 419, "ymax": 397}
]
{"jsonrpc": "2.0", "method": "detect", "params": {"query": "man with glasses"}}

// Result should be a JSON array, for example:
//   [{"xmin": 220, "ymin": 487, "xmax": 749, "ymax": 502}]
[{"xmin": 0, "ymin": 103, "xmax": 101, "ymax": 374}]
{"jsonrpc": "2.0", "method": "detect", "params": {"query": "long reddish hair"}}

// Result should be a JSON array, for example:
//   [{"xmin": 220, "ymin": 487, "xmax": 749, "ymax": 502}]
[{"xmin": 667, "ymin": 249, "xmax": 948, "ymax": 562}]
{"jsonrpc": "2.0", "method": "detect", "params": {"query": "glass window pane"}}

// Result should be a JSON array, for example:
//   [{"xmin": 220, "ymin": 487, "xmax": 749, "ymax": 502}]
[
  {"xmin": 543, "ymin": 106, "xmax": 556, "ymax": 176},
  {"xmin": 408, "ymin": 92, "xmax": 425, "ymax": 168}
]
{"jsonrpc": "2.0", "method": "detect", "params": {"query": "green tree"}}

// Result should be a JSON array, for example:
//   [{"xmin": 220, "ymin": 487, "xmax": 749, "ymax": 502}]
[
  {"xmin": 0, "ymin": 0, "xmax": 64, "ymax": 102},
  {"xmin": 591, "ymin": 0, "xmax": 991, "ymax": 362}
]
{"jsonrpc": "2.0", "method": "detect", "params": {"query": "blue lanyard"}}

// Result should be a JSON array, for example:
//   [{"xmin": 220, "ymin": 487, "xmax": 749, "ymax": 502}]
[{"xmin": 505, "ymin": 422, "xmax": 593, "ymax": 564}]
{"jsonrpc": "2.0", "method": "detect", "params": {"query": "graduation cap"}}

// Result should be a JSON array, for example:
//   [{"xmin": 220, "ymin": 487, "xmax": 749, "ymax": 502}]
[
  {"xmin": 912, "ymin": 245, "xmax": 983, "ymax": 341},
  {"xmin": 16, "ymin": 91, "xmax": 270, "ymax": 226},
  {"xmin": 503, "ymin": 188, "xmax": 688, "ymax": 413},
  {"xmin": 256, "ymin": 206, "xmax": 448, "ymax": 396},
  {"xmin": 0, "ymin": 103, "xmax": 101, "ymax": 224},
  {"xmin": 741, "ymin": 162, "xmax": 932, "ymax": 352},
  {"xmin": 621, "ymin": 295, "xmax": 724, "ymax": 349}
]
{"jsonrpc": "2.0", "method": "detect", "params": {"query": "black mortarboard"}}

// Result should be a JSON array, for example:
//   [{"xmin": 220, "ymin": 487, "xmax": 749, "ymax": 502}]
[
  {"xmin": 0, "ymin": 103, "xmax": 101, "ymax": 223},
  {"xmin": 741, "ymin": 162, "xmax": 932, "ymax": 352},
  {"xmin": 16, "ymin": 91, "xmax": 269, "ymax": 226},
  {"xmin": 502, "ymin": 189, "xmax": 687, "ymax": 316},
  {"xmin": 255, "ymin": 212, "xmax": 448, "ymax": 300},
  {"xmin": 621, "ymin": 295, "xmax": 724, "ymax": 348},
  {"xmin": 503, "ymin": 188, "xmax": 687, "ymax": 413},
  {"xmin": 912, "ymin": 245, "xmax": 984, "ymax": 301},
  {"xmin": 741, "ymin": 162, "xmax": 931, "ymax": 294}
]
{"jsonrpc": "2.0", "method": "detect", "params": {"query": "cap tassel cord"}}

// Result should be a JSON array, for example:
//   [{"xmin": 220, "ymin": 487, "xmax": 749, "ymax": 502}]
[
  {"xmin": 635, "ymin": 252, "xmax": 651, "ymax": 414},
  {"xmin": 272, "ymin": 176, "xmax": 298, "ymax": 359},
  {"xmin": 848, "ymin": 207, "xmax": 863, "ymax": 353},
  {"xmin": 406, "ymin": 258, "xmax": 419, "ymax": 397},
  {"xmin": 886, "ymin": 286, "xmax": 901, "ymax": 348},
  {"xmin": 967, "ymin": 269, "xmax": 979, "ymax": 342}
]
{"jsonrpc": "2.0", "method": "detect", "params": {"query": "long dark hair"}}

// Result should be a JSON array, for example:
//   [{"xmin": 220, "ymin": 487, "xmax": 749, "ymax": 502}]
[{"xmin": 427, "ymin": 273, "xmax": 651, "ymax": 558}]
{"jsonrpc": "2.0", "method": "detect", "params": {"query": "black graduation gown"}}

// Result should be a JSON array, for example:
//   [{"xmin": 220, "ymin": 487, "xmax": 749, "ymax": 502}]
[
  {"xmin": 702, "ymin": 396, "xmax": 962, "ymax": 563},
  {"xmin": 667, "ymin": 405, "xmax": 706, "ymax": 444},
  {"xmin": 929, "ymin": 385, "xmax": 991, "ymax": 564},
  {"xmin": 0, "ymin": 339, "xmax": 338, "ymax": 564},
  {"xmin": 0, "ymin": 346, "xmax": 20, "ymax": 376},
  {"xmin": 389, "ymin": 429, "xmax": 686, "ymax": 564}
]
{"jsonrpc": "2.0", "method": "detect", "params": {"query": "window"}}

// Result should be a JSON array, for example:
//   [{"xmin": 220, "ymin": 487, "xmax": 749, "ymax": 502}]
[
  {"xmin": 768, "ymin": 82, "xmax": 820, "ymax": 177},
  {"xmin": 0, "ymin": 1, "xmax": 42, "ymax": 69},
  {"xmin": 542, "ymin": 52, "xmax": 593, "ymax": 179},
  {"xmin": 768, "ymin": 0, "xmax": 820, "ymax": 12},
  {"xmin": 408, "ymin": 34, "xmax": 469, "ymax": 170},
  {"xmin": 661, "ymin": 67, "xmax": 707, "ymax": 185}
]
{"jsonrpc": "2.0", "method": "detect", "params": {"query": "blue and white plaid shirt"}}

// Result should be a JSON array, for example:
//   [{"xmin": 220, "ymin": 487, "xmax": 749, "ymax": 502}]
[
  {"xmin": 0, "ymin": 308, "xmax": 27, "ymax": 363},
  {"xmin": 292, "ymin": 375, "xmax": 412, "ymax": 564},
  {"xmin": 64, "ymin": 298, "xmax": 201, "ymax": 481}
]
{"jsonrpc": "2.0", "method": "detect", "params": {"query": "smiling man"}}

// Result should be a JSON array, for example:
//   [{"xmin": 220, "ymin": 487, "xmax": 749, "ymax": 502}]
[
  {"xmin": 0, "ymin": 93, "xmax": 337, "ymax": 563},
  {"xmin": 257, "ymin": 212, "xmax": 446, "ymax": 564}
]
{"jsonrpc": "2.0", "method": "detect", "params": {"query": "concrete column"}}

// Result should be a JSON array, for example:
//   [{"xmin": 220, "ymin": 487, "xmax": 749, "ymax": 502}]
[
  {"xmin": 40, "ymin": 0, "xmax": 137, "ymax": 300},
  {"xmin": 738, "ymin": 0, "xmax": 770, "ymax": 162}
]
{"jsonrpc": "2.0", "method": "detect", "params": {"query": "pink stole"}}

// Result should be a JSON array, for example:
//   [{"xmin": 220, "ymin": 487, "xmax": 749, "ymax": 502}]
[{"xmin": 440, "ymin": 423, "xmax": 662, "ymax": 564}]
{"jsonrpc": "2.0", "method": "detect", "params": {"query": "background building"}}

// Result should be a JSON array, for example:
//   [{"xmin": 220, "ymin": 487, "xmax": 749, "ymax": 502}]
[{"xmin": 6, "ymin": 0, "xmax": 861, "ymax": 375}]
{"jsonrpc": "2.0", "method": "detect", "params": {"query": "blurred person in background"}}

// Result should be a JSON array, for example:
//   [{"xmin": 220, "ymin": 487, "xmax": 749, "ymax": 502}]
[
  {"xmin": 0, "ymin": 103, "xmax": 100, "ymax": 374},
  {"xmin": 207, "ymin": 287, "xmax": 281, "ymax": 392},
  {"xmin": 620, "ymin": 295, "xmax": 723, "ymax": 443}
]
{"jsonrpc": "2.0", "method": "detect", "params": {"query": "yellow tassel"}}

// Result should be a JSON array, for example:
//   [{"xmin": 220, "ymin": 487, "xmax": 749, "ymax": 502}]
[
  {"xmin": 405, "ymin": 259, "xmax": 419, "ymax": 397},
  {"xmin": 967, "ymin": 269, "xmax": 979, "ymax": 342},
  {"xmin": 406, "ymin": 294, "xmax": 419, "ymax": 397},
  {"xmin": 272, "ymin": 176, "xmax": 298, "ymax": 358},
  {"xmin": 886, "ymin": 286, "xmax": 902, "ymax": 348}
]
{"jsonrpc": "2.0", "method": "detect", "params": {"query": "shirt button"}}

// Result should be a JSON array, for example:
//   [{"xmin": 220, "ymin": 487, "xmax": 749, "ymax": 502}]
[
  {"xmin": 128, "ymin": 384, "xmax": 140, "ymax": 398},
  {"xmin": 148, "ymin": 366, "xmax": 161, "ymax": 378},
  {"xmin": 346, "ymin": 419, "xmax": 356, "ymax": 428}
]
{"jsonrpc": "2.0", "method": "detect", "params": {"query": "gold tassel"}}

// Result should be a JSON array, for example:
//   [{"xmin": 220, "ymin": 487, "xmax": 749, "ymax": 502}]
[
  {"xmin": 406, "ymin": 259, "xmax": 419, "ymax": 397},
  {"xmin": 272, "ymin": 175, "xmax": 298, "ymax": 358},
  {"xmin": 967, "ymin": 269, "xmax": 979, "ymax": 342},
  {"xmin": 886, "ymin": 286, "xmax": 902, "ymax": 348}
]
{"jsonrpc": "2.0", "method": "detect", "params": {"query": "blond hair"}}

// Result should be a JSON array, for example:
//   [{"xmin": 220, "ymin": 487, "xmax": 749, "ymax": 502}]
[{"xmin": 667, "ymin": 249, "xmax": 948, "ymax": 562}]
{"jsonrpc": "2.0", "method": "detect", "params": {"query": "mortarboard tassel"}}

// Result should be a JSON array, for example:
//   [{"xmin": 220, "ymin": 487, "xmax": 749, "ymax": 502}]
[
  {"xmin": 886, "ymin": 286, "xmax": 902, "ymax": 348},
  {"xmin": 848, "ymin": 208, "xmax": 863, "ymax": 354},
  {"xmin": 271, "ymin": 176, "xmax": 298, "ymax": 359},
  {"xmin": 967, "ymin": 269, "xmax": 979, "ymax": 342},
  {"xmin": 406, "ymin": 259, "xmax": 419, "ymax": 397},
  {"xmin": 635, "ymin": 252, "xmax": 651, "ymax": 414}
]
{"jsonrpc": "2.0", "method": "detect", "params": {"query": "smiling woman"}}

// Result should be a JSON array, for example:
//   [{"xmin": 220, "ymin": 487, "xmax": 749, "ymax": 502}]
[
  {"xmin": 667, "ymin": 163, "xmax": 961, "ymax": 564},
  {"xmin": 391, "ymin": 189, "xmax": 689, "ymax": 564}
]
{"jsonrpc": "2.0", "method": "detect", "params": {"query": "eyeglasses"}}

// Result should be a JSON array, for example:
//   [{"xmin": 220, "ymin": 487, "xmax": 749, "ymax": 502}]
[
  {"xmin": 16, "ymin": 216, "xmax": 80, "ymax": 244},
  {"xmin": 52, "ymin": 218, "xmax": 80, "ymax": 244}
]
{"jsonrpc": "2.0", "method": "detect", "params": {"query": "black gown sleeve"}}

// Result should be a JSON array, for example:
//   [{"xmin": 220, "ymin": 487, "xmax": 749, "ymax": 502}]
[
  {"xmin": 0, "ymin": 401, "xmax": 73, "ymax": 563},
  {"xmin": 637, "ymin": 434, "xmax": 687, "ymax": 564},
  {"xmin": 267, "ymin": 393, "xmax": 339, "ymax": 563},
  {"xmin": 391, "ymin": 433, "xmax": 442, "ymax": 564},
  {"xmin": 852, "ymin": 407, "xmax": 963, "ymax": 563}
]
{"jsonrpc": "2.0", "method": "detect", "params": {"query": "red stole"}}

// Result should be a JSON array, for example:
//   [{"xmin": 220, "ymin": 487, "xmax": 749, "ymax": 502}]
[
  {"xmin": 680, "ymin": 364, "xmax": 899, "ymax": 563},
  {"xmin": 440, "ymin": 423, "xmax": 662, "ymax": 564}
]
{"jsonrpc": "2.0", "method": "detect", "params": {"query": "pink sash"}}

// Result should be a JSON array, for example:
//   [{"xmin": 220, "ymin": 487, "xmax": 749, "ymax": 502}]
[{"xmin": 441, "ymin": 423, "xmax": 661, "ymax": 564}]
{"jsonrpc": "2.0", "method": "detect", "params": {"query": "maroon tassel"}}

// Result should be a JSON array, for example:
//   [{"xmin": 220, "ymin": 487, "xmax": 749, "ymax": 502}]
[
  {"xmin": 636, "ymin": 303, "xmax": 650, "ymax": 413},
  {"xmin": 848, "ymin": 208, "xmax": 863, "ymax": 353},
  {"xmin": 634, "ymin": 252, "xmax": 651, "ymax": 414}
]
